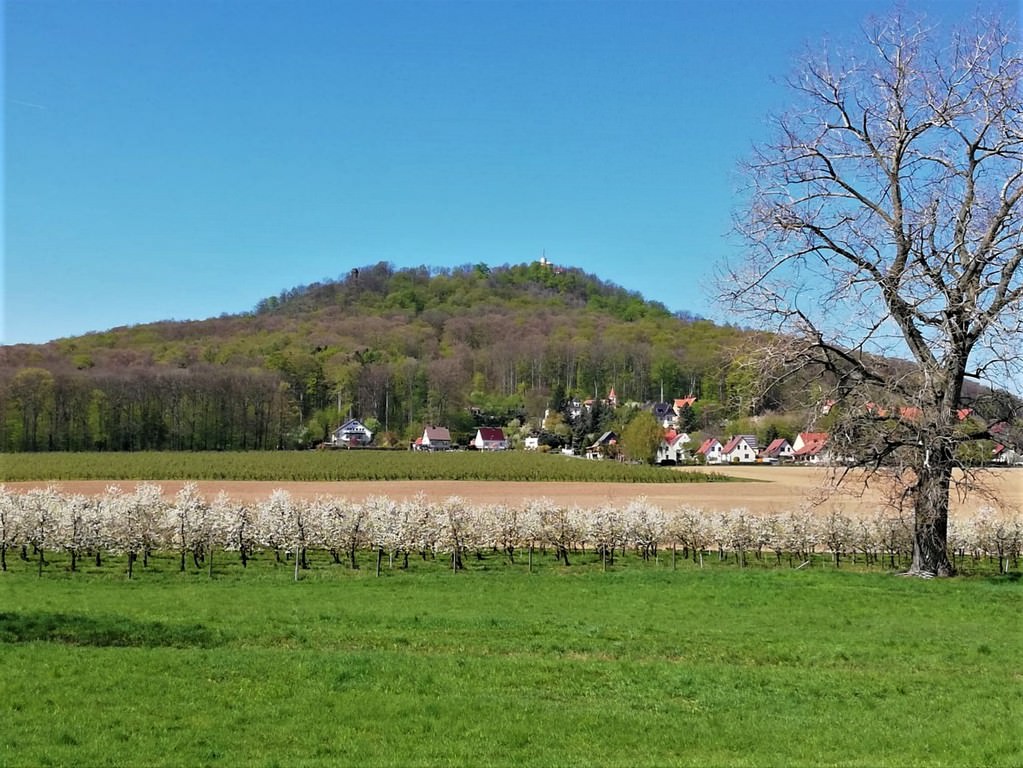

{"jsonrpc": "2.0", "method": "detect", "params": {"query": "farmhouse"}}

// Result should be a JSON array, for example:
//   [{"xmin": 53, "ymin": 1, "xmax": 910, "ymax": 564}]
[
  {"xmin": 420, "ymin": 426, "xmax": 452, "ymax": 451},
  {"xmin": 473, "ymin": 427, "xmax": 508, "ymax": 451},
  {"xmin": 331, "ymin": 418, "xmax": 373, "ymax": 447}
]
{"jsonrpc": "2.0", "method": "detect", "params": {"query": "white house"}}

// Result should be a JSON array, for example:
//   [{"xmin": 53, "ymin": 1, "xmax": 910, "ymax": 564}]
[
  {"xmin": 697, "ymin": 437, "xmax": 723, "ymax": 464},
  {"xmin": 331, "ymin": 418, "xmax": 373, "ymax": 447},
  {"xmin": 993, "ymin": 444, "xmax": 1022, "ymax": 465},
  {"xmin": 792, "ymin": 432, "xmax": 830, "ymax": 464},
  {"xmin": 473, "ymin": 427, "xmax": 508, "ymax": 451},
  {"xmin": 759, "ymin": 438, "xmax": 794, "ymax": 463},
  {"xmin": 656, "ymin": 430, "xmax": 690, "ymax": 464},
  {"xmin": 721, "ymin": 435, "xmax": 759, "ymax": 464},
  {"xmin": 421, "ymin": 426, "xmax": 452, "ymax": 451}
]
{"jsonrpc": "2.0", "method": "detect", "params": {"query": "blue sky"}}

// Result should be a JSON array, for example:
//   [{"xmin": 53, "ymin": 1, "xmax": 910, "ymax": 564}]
[{"xmin": 4, "ymin": 0, "xmax": 1018, "ymax": 344}]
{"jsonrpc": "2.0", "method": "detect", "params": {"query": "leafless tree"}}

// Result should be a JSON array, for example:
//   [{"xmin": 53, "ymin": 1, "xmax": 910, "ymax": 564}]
[{"xmin": 722, "ymin": 12, "xmax": 1023, "ymax": 576}]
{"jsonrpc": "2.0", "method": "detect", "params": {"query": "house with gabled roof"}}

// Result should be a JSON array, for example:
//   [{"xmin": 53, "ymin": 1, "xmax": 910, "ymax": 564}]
[
  {"xmin": 656, "ymin": 429, "xmax": 690, "ymax": 464},
  {"xmin": 586, "ymin": 430, "xmax": 618, "ymax": 460},
  {"xmin": 473, "ymin": 427, "xmax": 508, "ymax": 451},
  {"xmin": 651, "ymin": 402, "xmax": 678, "ymax": 428},
  {"xmin": 421, "ymin": 426, "xmax": 452, "ymax": 451},
  {"xmin": 759, "ymin": 437, "xmax": 794, "ymax": 463},
  {"xmin": 331, "ymin": 418, "xmax": 373, "ymax": 447},
  {"xmin": 792, "ymin": 432, "xmax": 829, "ymax": 463},
  {"xmin": 697, "ymin": 437, "xmax": 723, "ymax": 464},
  {"xmin": 721, "ymin": 435, "xmax": 759, "ymax": 464}
]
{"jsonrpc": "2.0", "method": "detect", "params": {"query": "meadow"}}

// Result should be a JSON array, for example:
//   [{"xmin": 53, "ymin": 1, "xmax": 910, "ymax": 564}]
[{"xmin": 2, "ymin": 552, "xmax": 1021, "ymax": 768}]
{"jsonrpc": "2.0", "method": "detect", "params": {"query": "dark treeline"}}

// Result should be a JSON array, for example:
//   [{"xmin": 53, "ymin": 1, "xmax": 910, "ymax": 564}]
[
  {"xmin": 1, "ymin": 262, "xmax": 768, "ymax": 452},
  {"xmin": 0, "ymin": 365, "xmax": 294, "ymax": 452}
]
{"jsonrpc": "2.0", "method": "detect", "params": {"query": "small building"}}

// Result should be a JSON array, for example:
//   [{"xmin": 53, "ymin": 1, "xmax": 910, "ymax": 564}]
[
  {"xmin": 524, "ymin": 436, "xmax": 540, "ymax": 451},
  {"xmin": 759, "ymin": 437, "xmax": 794, "ymax": 463},
  {"xmin": 697, "ymin": 437, "xmax": 723, "ymax": 464},
  {"xmin": 651, "ymin": 402, "xmax": 678, "ymax": 428},
  {"xmin": 993, "ymin": 444, "xmax": 1022, "ymax": 465},
  {"xmin": 473, "ymin": 427, "xmax": 508, "ymax": 451},
  {"xmin": 586, "ymin": 430, "xmax": 618, "ymax": 460},
  {"xmin": 656, "ymin": 429, "xmax": 690, "ymax": 464},
  {"xmin": 721, "ymin": 435, "xmax": 759, "ymax": 464},
  {"xmin": 331, "ymin": 418, "xmax": 373, "ymax": 447},
  {"xmin": 792, "ymin": 432, "xmax": 830, "ymax": 463},
  {"xmin": 421, "ymin": 426, "xmax": 452, "ymax": 451}
]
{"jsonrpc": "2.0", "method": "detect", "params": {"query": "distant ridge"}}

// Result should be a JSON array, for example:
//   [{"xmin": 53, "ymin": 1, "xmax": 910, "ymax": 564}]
[{"xmin": 0, "ymin": 260, "xmax": 752, "ymax": 452}]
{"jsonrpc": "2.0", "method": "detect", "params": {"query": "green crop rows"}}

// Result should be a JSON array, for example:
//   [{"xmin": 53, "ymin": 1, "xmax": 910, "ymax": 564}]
[{"xmin": 0, "ymin": 450, "xmax": 734, "ymax": 483}]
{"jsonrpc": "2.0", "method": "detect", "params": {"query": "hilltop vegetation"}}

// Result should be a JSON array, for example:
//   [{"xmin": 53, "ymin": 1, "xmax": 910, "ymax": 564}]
[{"xmin": 1, "ymin": 262, "xmax": 778, "ymax": 453}]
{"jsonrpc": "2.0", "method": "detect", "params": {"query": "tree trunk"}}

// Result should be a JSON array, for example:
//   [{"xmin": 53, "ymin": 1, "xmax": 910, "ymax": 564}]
[
  {"xmin": 348, "ymin": 542, "xmax": 359, "ymax": 570},
  {"xmin": 908, "ymin": 461, "xmax": 956, "ymax": 578}
]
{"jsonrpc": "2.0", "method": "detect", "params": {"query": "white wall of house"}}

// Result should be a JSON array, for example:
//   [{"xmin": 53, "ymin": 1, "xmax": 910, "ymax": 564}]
[{"xmin": 722, "ymin": 438, "xmax": 757, "ymax": 464}]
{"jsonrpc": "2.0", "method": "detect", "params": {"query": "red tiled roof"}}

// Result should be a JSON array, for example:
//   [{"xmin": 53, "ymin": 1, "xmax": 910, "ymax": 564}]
[
  {"xmin": 793, "ymin": 433, "xmax": 828, "ymax": 456},
  {"xmin": 477, "ymin": 427, "xmax": 506, "ymax": 441},
  {"xmin": 761, "ymin": 438, "xmax": 791, "ymax": 456},
  {"xmin": 697, "ymin": 438, "xmax": 720, "ymax": 455},
  {"xmin": 721, "ymin": 436, "xmax": 742, "ymax": 454}
]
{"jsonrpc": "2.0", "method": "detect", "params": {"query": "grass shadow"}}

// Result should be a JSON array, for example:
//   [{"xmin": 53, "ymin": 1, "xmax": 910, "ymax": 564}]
[{"xmin": 0, "ymin": 611, "xmax": 225, "ymax": 648}]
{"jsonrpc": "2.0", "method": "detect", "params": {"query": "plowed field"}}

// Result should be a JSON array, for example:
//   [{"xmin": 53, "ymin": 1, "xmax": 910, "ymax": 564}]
[{"xmin": 8, "ymin": 466, "xmax": 1021, "ymax": 518}]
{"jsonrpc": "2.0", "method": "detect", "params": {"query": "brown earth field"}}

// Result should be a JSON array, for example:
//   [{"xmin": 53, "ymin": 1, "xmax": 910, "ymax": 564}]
[{"xmin": 8, "ymin": 466, "xmax": 1022, "ymax": 518}]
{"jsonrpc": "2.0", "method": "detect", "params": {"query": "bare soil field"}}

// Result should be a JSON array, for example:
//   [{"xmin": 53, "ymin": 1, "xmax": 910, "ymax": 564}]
[{"xmin": 9, "ymin": 466, "xmax": 1021, "ymax": 518}]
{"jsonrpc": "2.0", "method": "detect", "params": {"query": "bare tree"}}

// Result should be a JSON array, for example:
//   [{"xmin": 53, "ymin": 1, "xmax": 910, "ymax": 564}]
[{"xmin": 722, "ymin": 12, "xmax": 1023, "ymax": 576}]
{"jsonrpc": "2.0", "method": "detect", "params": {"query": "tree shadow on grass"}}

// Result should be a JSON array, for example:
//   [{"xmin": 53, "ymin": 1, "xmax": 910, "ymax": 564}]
[
  {"xmin": 984, "ymin": 571, "xmax": 1021, "ymax": 584},
  {"xmin": 0, "ymin": 612, "xmax": 225, "ymax": 648}
]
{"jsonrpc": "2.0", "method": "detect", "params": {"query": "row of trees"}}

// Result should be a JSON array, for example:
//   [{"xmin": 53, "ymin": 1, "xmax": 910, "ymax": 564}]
[
  {"xmin": 0, "ymin": 365, "xmax": 296, "ymax": 452},
  {"xmin": 3, "ymin": 485, "xmax": 1018, "ymax": 578}
]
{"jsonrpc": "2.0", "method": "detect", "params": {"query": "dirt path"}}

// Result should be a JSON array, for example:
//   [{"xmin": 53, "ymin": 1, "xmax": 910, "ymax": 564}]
[{"xmin": 7, "ymin": 467, "xmax": 1021, "ymax": 518}]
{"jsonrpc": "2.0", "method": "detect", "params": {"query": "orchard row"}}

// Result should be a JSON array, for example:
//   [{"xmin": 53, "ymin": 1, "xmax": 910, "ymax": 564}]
[{"xmin": 1, "ymin": 484, "xmax": 1019, "ymax": 577}]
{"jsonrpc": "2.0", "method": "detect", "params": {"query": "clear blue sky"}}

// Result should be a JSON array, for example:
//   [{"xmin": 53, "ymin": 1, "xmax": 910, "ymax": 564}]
[{"xmin": 3, "ymin": 0, "xmax": 1018, "ymax": 344}]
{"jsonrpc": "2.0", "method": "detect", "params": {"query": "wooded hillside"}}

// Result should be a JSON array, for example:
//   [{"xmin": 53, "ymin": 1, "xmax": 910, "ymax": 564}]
[{"xmin": 1, "ymin": 261, "xmax": 784, "ymax": 451}]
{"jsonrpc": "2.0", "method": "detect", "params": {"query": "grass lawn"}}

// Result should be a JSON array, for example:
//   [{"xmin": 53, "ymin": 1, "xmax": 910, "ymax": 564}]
[{"xmin": 1, "ymin": 553, "xmax": 1020, "ymax": 767}]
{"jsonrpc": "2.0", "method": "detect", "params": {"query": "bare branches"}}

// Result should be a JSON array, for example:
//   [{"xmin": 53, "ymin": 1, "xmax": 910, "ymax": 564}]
[{"xmin": 723, "ymin": 10, "xmax": 1022, "ymax": 575}]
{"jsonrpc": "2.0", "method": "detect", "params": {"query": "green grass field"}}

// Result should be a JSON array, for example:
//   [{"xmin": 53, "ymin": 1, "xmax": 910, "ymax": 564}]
[
  {"xmin": 2, "ymin": 552, "xmax": 1020, "ymax": 767},
  {"xmin": 0, "ymin": 450, "xmax": 733, "ymax": 483}
]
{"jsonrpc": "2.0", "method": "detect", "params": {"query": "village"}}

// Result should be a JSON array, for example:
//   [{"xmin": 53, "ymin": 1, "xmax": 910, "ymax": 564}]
[{"xmin": 326, "ymin": 389, "xmax": 1021, "ymax": 467}]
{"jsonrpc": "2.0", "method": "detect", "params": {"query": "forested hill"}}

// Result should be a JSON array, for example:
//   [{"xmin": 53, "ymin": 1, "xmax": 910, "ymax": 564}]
[{"xmin": 1, "ymin": 261, "xmax": 765, "ymax": 452}]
